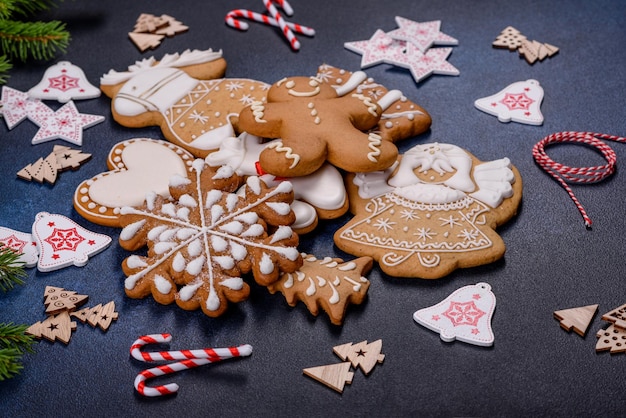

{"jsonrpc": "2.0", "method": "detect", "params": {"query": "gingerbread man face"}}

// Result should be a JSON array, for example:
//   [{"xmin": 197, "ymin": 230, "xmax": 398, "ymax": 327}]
[{"xmin": 237, "ymin": 75, "xmax": 401, "ymax": 177}]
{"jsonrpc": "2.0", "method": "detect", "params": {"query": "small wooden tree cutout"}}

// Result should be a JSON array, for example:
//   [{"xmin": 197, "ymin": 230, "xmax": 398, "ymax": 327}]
[
  {"xmin": 518, "ymin": 39, "xmax": 559, "ymax": 64},
  {"xmin": 554, "ymin": 304, "xmax": 598, "ymax": 337},
  {"xmin": 71, "ymin": 301, "xmax": 118, "ymax": 331},
  {"xmin": 43, "ymin": 286, "xmax": 89, "ymax": 315},
  {"xmin": 601, "ymin": 303, "xmax": 626, "ymax": 329},
  {"xmin": 26, "ymin": 311, "xmax": 77, "ymax": 344},
  {"xmin": 596, "ymin": 324, "xmax": 626, "ymax": 354},
  {"xmin": 17, "ymin": 145, "xmax": 91, "ymax": 184},
  {"xmin": 303, "ymin": 362, "xmax": 354, "ymax": 393},
  {"xmin": 492, "ymin": 26, "xmax": 527, "ymax": 50},
  {"xmin": 128, "ymin": 32, "xmax": 164, "ymax": 52},
  {"xmin": 333, "ymin": 340, "xmax": 385, "ymax": 375}
]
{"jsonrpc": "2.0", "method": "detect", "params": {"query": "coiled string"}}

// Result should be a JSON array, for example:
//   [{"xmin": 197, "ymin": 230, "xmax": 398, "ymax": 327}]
[{"xmin": 532, "ymin": 131, "xmax": 626, "ymax": 227}]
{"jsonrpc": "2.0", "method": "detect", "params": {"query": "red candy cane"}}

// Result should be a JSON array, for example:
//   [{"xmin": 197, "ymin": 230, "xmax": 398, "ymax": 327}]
[
  {"xmin": 532, "ymin": 131, "xmax": 626, "ymax": 227},
  {"xmin": 225, "ymin": 9, "xmax": 315, "ymax": 36},
  {"xmin": 130, "ymin": 334, "xmax": 253, "ymax": 397},
  {"xmin": 263, "ymin": 0, "xmax": 300, "ymax": 50}
]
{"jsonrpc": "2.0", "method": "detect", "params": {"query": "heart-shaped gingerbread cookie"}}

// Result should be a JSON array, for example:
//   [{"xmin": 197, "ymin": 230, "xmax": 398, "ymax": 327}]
[{"xmin": 73, "ymin": 138, "xmax": 194, "ymax": 227}]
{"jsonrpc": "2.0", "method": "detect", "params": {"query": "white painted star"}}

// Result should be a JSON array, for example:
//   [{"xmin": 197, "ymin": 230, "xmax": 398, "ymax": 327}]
[
  {"xmin": 345, "ymin": 29, "xmax": 406, "ymax": 68},
  {"xmin": 0, "ymin": 86, "xmax": 52, "ymax": 129},
  {"xmin": 439, "ymin": 215, "xmax": 461, "ymax": 228},
  {"xmin": 457, "ymin": 228, "xmax": 479, "ymax": 241},
  {"xmin": 387, "ymin": 43, "xmax": 460, "ymax": 83},
  {"xmin": 414, "ymin": 227, "xmax": 437, "ymax": 241},
  {"xmin": 388, "ymin": 17, "xmax": 458, "ymax": 52},
  {"xmin": 225, "ymin": 81, "xmax": 244, "ymax": 91},
  {"xmin": 30, "ymin": 101, "xmax": 104, "ymax": 146}
]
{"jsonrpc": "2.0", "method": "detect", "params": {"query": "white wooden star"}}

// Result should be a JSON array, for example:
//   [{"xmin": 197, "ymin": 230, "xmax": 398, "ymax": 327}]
[
  {"xmin": 31, "ymin": 101, "xmax": 104, "ymax": 146},
  {"xmin": 0, "ymin": 86, "xmax": 52, "ymax": 129},
  {"xmin": 344, "ymin": 29, "xmax": 404, "ymax": 68},
  {"xmin": 387, "ymin": 17, "xmax": 458, "ymax": 53},
  {"xmin": 387, "ymin": 43, "xmax": 460, "ymax": 83}
]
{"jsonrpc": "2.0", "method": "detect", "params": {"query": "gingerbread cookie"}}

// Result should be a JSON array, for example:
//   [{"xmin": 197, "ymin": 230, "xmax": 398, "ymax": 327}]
[
  {"xmin": 205, "ymin": 132, "xmax": 349, "ymax": 234},
  {"xmin": 118, "ymin": 159, "xmax": 302, "ymax": 317},
  {"xmin": 100, "ymin": 48, "xmax": 269, "ymax": 158},
  {"xmin": 266, "ymin": 253, "xmax": 372, "ymax": 325},
  {"xmin": 73, "ymin": 138, "xmax": 195, "ymax": 227},
  {"xmin": 237, "ymin": 75, "xmax": 403, "ymax": 178},
  {"xmin": 334, "ymin": 143, "xmax": 522, "ymax": 279},
  {"xmin": 316, "ymin": 64, "xmax": 432, "ymax": 143}
]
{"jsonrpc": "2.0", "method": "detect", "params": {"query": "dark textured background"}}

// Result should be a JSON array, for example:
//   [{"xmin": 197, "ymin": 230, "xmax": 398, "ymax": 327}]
[{"xmin": 1, "ymin": 0, "xmax": 625, "ymax": 416}]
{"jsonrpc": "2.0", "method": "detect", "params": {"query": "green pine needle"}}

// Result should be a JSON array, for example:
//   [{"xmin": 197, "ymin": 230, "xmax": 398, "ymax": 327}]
[
  {"xmin": 0, "ymin": 323, "xmax": 35, "ymax": 381},
  {"xmin": 0, "ymin": 19, "xmax": 70, "ymax": 61},
  {"xmin": 0, "ymin": 246, "xmax": 27, "ymax": 292},
  {"xmin": 0, "ymin": 0, "xmax": 59, "ymax": 20},
  {"xmin": 0, "ymin": 54, "xmax": 10, "ymax": 83}
]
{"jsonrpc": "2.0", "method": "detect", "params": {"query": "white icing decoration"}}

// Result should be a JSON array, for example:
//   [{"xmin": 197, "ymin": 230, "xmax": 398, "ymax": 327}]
[
  {"xmin": 188, "ymin": 239, "xmax": 203, "ymax": 257},
  {"xmin": 154, "ymin": 242, "xmax": 177, "ymax": 254},
  {"xmin": 179, "ymin": 281, "xmax": 202, "ymax": 302},
  {"xmin": 306, "ymin": 278, "xmax": 316, "ymax": 296},
  {"xmin": 269, "ymin": 225, "xmax": 293, "ymax": 244},
  {"xmin": 211, "ymin": 235, "xmax": 229, "ymax": 252},
  {"xmin": 148, "ymin": 225, "xmax": 169, "ymax": 241},
  {"xmin": 159, "ymin": 228, "xmax": 178, "ymax": 242},
  {"xmin": 220, "ymin": 221, "xmax": 243, "ymax": 235},
  {"xmin": 265, "ymin": 141, "xmax": 300, "ymax": 169},
  {"xmin": 176, "ymin": 207, "xmax": 190, "ymax": 221},
  {"xmin": 235, "ymin": 212, "xmax": 258, "ymax": 224},
  {"xmin": 186, "ymin": 255, "xmax": 205, "ymax": 275},
  {"xmin": 220, "ymin": 277, "xmax": 244, "ymax": 290},
  {"xmin": 241, "ymin": 224, "xmax": 265, "ymax": 237},
  {"xmin": 172, "ymin": 252, "xmax": 186, "ymax": 272},
  {"xmin": 230, "ymin": 241, "xmax": 247, "ymax": 260},
  {"xmin": 154, "ymin": 274, "xmax": 172, "ymax": 294},
  {"xmin": 246, "ymin": 176, "xmax": 262, "ymax": 195},
  {"xmin": 176, "ymin": 228, "xmax": 197, "ymax": 240},
  {"xmin": 377, "ymin": 89, "xmax": 404, "ymax": 111},
  {"xmin": 213, "ymin": 256, "xmax": 235, "ymax": 270},
  {"xmin": 328, "ymin": 283, "xmax": 340, "ymax": 304},
  {"xmin": 178, "ymin": 194, "xmax": 197, "ymax": 207},
  {"xmin": 205, "ymin": 189, "xmax": 223, "ymax": 208},
  {"xmin": 266, "ymin": 202, "xmax": 291, "ymax": 215},
  {"xmin": 120, "ymin": 219, "xmax": 146, "ymax": 241},
  {"xmin": 260, "ymin": 253, "xmax": 274, "ymax": 274},
  {"xmin": 338, "ymin": 262, "xmax": 357, "ymax": 271},
  {"xmin": 126, "ymin": 255, "xmax": 148, "ymax": 269},
  {"xmin": 212, "ymin": 165, "xmax": 235, "ymax": 180}
]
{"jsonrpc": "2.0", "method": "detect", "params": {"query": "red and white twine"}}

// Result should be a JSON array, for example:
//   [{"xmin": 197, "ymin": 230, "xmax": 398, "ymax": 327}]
[
  {"xmin": 131, "ymin": 333, "xmax": 252, "ymax": 397},
  {"xmin": 532, "ymin": 131, "xmax": 626, "ymax": 227}
]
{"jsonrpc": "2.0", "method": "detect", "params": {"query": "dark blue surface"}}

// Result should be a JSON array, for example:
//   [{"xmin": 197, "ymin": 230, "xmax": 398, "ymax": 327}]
[{"xmin": 1, "ymin": 0, "xmax": 625, "ymax": 416}]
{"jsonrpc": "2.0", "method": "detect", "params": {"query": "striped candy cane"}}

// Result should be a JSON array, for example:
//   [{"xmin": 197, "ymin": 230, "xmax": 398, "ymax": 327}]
[
  {"xmin": 532, "ymin": 131, "xmax": 626, "ymax": 227},
  {"xmin": 130, "ymin": 334, "xmax": 252, "ymax": 397},
  {"xmin": 225, "ymin": 9, "xmax": 315, "ymax": 36},
  {"xmin": 262, "ymin": 0, "xmax": 300, "ymax": 50}
]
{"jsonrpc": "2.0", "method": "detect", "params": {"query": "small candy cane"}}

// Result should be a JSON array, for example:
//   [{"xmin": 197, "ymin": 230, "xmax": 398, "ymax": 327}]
[
  {"xmin": 262, "ymin": 0, "xmax": 300, "ymax": 50},
  {"xmin": 225, "ymin": 9, "xmax": 315, "ymax": 36},
  {"xmin": 532, "ymin": 131, "xmax": 626, "ymax": 227},
  {"xmin": 131, "ymin": 333, "xmax": 252, "ymax": 397}
]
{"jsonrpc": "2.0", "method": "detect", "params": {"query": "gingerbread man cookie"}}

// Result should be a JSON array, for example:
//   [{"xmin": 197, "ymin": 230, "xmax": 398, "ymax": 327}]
[
  {"xmin": 334, "ymin": 143, "xmax": 522, "ymax": 279},
  {"xmin": 100, "ymin": 48, "xmax": 269, "ymax": 158},
  {"xmin": 237, "ymin": 75, "xmax": 403, "ymax": 178},
  {"xmin": 315, "ymin": 64, "xmax": 432, "ymax": 142}
]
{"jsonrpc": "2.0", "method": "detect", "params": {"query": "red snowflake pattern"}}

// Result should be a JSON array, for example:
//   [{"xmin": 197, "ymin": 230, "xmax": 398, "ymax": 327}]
[
  {"xmin": 0, "ymin": 234, "xmax": 27, "ymax": 253},
  {"xmin": 43, "ymin": 228, "xmax": 85, "ymax": 252},
  {"xmin": 47, "ymin": 74, "xmax": 80, "ymax": 92},
  {"xmin": 443, "ymin": 301, "xmax": 485, "ymax": 327},
  {"xmin": 499, "ymin": 92, "xmax": 534, "ymax": 110}
]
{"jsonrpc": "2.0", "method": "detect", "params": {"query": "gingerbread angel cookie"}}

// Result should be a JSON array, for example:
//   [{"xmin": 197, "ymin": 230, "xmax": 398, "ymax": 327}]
[
  {"xmin": 334, "ymin": 143, "xmax": 522, "ymax": 279},
  {"xmin": 100, "ymin": 48, "xmax": 270, "ymax": 158},
  {"xmin": 315, "ymin": 64, "xmax": 432, "ymax": 143},
  {"xmin": 237, "ymin": 75, "xmax": 403, "ymax": 178}
]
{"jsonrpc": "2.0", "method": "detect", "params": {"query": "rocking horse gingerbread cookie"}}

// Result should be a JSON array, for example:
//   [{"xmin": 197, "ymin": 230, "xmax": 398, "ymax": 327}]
[
  {"xmin": 100, "ymin": 48, "xmax": 270, "ymax": 158},
  {"xmin": 237, "ymin": 74, "xmax": 404, "ymax": 178},
  {"xmin": 334, "ymin": 143, "xmax": 522, "ymax": 279}
]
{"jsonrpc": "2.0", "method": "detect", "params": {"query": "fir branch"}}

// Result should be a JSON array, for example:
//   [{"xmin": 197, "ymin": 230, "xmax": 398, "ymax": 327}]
[
  {"xmin": 0, "ymin": 323, "xmax": 34, "ymax": 381},
  {"xmin": 0, "ymin": 54, "xmax": 10, "ymax": 84},
  {"xmin": 0, "ymin": 246, "xmax": 27, "ymax": 292},
  {"xmin": 0, "ymin": 19, "xmax": 70, "ymax": 61},
  {"xmin": 0, "ymin": 0, "xmax": 59, "ymax": 20}
]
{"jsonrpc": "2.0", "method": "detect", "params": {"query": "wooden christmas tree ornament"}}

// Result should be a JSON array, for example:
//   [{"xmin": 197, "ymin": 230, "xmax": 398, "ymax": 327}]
[
  {"xmin": 17, "ymin": 145, "xmax": 91, "ymax": 184},
  {"xmin": 71, "ymin": 301, "xmax": 119, "ymax": 331},
  {"xmin": 601, "ymin": 303, "xmax": 626, "ymax": 329},
  {"xmin": 333, "ymin": 340, "xmax": 385, "ymax": 375},
  {"xmin": 26, "ymin": 311, "xmax": 77, "ymax": 344},
  {"xmin": 596, "ymin": 324, "xmax": 626, "ymax": 354},
  {"xmin": 554, "ymin": 304, "xmax": 598, "ymax": 337},
  {"xmin": 128, "ymin": 32, "xmax": 164, "ymax": 52},
  {"xmin": 43, "ymin": 286, "xmax": 89, "ymax": 315},
  {"xmin": 492, "ymin": 26, "xmax": 527, "ymax": 50},
  {"xmin": 303, "ymin": 362, "xmax": 354, "ymax": 393}
]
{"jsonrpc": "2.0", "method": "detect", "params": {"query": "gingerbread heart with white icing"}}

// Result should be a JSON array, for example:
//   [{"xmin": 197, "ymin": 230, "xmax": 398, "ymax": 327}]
[{"xmin": 73, "ymin": 138, "xmax": 194, "ymax": 227}]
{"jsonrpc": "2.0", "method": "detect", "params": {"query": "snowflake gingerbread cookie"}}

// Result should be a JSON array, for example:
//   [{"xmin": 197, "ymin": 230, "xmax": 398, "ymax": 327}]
[
  {"xmin": 237, "ymin": 74, "xmax": 403, "ymax": 178},
  {"xmin": 334, "ymin": 143, "xmax": 522, "ymax": 279},
  {"xmin": 100, "ymin": 48, "xmax": 270, "ymax": 158},
  {"xmin": 118, "ymin": 159, "xmax": 302, "ymax": 317}
]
